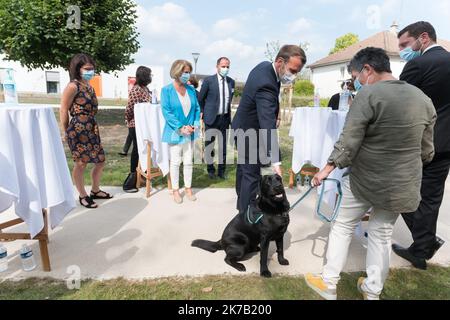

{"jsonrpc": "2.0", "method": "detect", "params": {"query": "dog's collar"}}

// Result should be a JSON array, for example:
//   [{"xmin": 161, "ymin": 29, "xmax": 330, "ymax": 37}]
[
  {"xmin": 246, "ymin": 205, "xmax": 290, "ymax": 225},
  {"xmin": 246, "ymin": 206, "xmax": 264, "ymax": 225}
]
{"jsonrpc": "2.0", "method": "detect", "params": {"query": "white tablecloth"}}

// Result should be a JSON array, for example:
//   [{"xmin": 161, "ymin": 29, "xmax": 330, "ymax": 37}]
[
  {"xmin": 289, "ymin": 107, "xmax": 349, "ymax": 206},
  {"xmin": 0, "ymin": 104, "xmax": 76, "ymax": 238},
  {"xmin": 134, "ymin": 103, "xmax": 170, "ymax": 176}
]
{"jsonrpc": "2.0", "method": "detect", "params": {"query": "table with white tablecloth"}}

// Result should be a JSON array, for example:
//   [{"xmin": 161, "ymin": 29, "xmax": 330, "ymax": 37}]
[
  {"xmin": 0, "ymin": 104, "xmax": 76, "ymax": 270},
  {"xmin": 134, "ymin": 103, "xmax": 170, "ymax": 176},
  {"xmin": 289, "ymin": 107, "xmax": 349, "ymax": 207}
]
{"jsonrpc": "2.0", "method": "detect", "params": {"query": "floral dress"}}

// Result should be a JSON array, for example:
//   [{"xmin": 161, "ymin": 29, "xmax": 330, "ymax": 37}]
[{"xmin": 66, "ymin": 80, "xmax": 106, "ymax": 163}]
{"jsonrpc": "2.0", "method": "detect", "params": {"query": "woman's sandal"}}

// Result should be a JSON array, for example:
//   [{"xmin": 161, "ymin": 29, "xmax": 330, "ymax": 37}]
[
  {"xmin": 79, "ymin": 196, "xmax": 98, "ymax": 209},
  {"xmin": 90, "ymin": 190, "xmax": 114, "ymax": 200}
]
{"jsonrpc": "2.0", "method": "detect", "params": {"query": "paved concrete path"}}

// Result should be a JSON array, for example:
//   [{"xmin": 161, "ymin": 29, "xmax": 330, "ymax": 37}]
[{"xmin": 1, "ymin": 183, "xmax": 449, "ymax": 280}]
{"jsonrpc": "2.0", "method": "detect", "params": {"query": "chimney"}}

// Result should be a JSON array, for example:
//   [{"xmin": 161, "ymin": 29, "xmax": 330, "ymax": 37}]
[{"xmin": 390, "ymin": 21, "xmax": 399, "ymax": 34}]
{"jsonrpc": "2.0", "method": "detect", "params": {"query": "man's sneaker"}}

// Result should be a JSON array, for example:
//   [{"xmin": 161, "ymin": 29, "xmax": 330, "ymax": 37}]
[
  {"xmin": 304, "ymin": 274, "xmax": 337, "ymax": 300},
  {"xmin": 357, "ymin": 277, "xmax": 380, "ymax": 301}
]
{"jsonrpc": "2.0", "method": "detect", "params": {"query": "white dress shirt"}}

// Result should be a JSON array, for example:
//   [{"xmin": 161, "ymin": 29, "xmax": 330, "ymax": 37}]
[
  {"xmin": 423, "ymin": 44, "xmax": 441, "ymax": 54},
  {"xmin": 217, "ymin": 73, "xmax": 230, "ymax": 115}
]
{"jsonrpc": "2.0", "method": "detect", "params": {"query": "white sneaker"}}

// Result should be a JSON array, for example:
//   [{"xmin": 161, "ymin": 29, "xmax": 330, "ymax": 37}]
[
  {"xmin": 305, "ymin": 274, "xmax": 337, "ymax": 300},
  {"xmin": 357, "ymin": 277, "xmax": 380, "ymax": 300}
]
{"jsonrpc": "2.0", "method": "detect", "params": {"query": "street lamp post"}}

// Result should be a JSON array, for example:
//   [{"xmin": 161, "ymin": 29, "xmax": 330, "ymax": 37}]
[{"xmin": 192, "ymin": 52, "xmax": 200, "ymax": 76}]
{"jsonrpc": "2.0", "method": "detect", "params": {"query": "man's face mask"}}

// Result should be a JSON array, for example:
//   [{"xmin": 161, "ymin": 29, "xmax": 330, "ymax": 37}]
[
  {"xmin": 280, "ymin": 61, "xmax": 297, "ymax": 85},
  {"xmin": 400, "ymin": 38, "xmax": 424, "ymax": 62},
  {"xmin": 354, "ymin": 67, "xmax": 371, "ymax": 91}
]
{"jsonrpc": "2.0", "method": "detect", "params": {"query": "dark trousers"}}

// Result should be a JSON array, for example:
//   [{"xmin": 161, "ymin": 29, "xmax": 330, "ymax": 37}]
[
  {"xmin": 402, "ymin": 153, "xmax": 450, "ymax": 259},
  {"xmin": 122, "ymin": 131, "xmax": 133, "ymax": 154},
  {"xmin": 205, "ymin": 114, "xmax": 230, "ymax": 176},
  {"xmin": 129, "ymin": 127, "xmax": 139, "ymax": 173},
  {"xmin": 236, "ymin": 163, "xmax": 261, "ymax": 212}
]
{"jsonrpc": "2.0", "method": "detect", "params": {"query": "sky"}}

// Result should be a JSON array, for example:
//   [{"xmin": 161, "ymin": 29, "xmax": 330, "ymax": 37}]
[{"xmin": 133, "ymin": 0, "xmax": 450, "ymax": 82}]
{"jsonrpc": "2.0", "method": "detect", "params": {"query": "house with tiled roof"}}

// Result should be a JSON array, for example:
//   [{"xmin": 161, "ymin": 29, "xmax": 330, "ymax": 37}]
[{"xmin": 309, "ymin": 23, "xmax": 450, "ymax": 98}]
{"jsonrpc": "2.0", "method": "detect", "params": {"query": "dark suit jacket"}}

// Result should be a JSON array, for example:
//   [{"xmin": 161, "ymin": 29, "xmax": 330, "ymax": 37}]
[
  {"xmin": 231, "ymin": 61, "xmax": 281, "ymax": 164},
  {"xmin": 328, "ymin": 93, "xmax": 340, "ymax": 110},
  {"xmin": 400, "ymin": 46, "xmax": 450, "ymax": 154},
  {"xmin": 198, "ymin": 74, "xmax": 235, "ymax": 126}
]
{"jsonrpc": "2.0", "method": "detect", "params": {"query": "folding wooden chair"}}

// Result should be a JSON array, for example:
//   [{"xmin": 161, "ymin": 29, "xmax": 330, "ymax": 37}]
[
  {"xmin": 0, "ymin": 210, "xmax": 51, "ymax": 271},
  {"xmin": 136, "ymin": 142, "xmax": 172, "ymax": 198}
]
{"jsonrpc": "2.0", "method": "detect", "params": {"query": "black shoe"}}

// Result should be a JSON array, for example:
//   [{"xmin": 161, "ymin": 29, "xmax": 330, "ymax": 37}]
[
  {"xmin": 123, "ymin": 172, "xmax": 139, "ymax": 193},
  {"xmin": 427, "ymin": 236, "xmax": 446, "ymax": 260},
  {"xmin": 208, "ymin": 172, "xmax": 217, "ymax": 180},
  {"xmin": 118, "ymin": 152, "xmax": 128, "ymax": 157},
  {"xmin": 392, "ymin": 244, "xmax": 427, "ymax": 270},
  {"xmin": 218, "ymin": 173, "xmax": 226, "ymax": 180}
]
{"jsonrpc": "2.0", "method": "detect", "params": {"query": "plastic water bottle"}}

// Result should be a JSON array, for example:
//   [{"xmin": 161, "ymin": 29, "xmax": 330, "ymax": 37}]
[
  {"xmin": 2, "ymin": 68, "xmax": 18, "ymax": 104},
  {"xmin": 20, "ymin": 244, "xmax": 36, "ymax": 272},
  {"xmin": 338, "ymin": 83, "xmax": 350, "ymax": 111},
  {"xmin": 314, "ymin": 89, "xmax": 321, "ymax": 107},
  {"xmin": 0, "ymin": 245, "xmax": 8, "ymax": 273}
]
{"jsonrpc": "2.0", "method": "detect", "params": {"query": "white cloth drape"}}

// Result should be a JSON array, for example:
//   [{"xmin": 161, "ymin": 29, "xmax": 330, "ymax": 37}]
[
  {"xmin": 289, "ymin": 107, "xmax": 349, "ymax": 207},
  {"xmin": 134, "ymin": 103, "xmax": 170, "ymax": 176},
  {"xmin": 0, "ymin": 105, "xmax": 76, "ymax": 238}
]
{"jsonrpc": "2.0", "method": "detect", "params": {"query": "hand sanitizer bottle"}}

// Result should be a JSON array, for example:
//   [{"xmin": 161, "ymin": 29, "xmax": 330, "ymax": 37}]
[
  {"xmin": 314, "ymin": 88, "xmax": 321, "ymax": 108},
  {"xmin": 338, "ymin": 83, "xmax": 350, "ymax": 112},
  {"xmin": 151, "ymin": 89, "xmax": 158, "ymax": 104},
  {"xmin": 3, "ymin": 68, "xmax": 18, "ymax": 104}
]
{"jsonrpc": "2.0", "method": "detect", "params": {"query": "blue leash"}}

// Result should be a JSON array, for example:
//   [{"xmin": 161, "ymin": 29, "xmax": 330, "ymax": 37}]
[
  {"xmin": 246, "ymin": 178, "xmax": 343, "ymax": 225},
  {"xmin": 289, "ymin": 178, "xmax": 343, "ymax": 223}
]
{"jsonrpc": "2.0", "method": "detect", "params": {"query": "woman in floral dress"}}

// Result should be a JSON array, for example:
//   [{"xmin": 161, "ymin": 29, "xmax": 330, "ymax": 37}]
[{"xmin": 60, "ymin": 53, "xmax": 113, "ymax": 209}]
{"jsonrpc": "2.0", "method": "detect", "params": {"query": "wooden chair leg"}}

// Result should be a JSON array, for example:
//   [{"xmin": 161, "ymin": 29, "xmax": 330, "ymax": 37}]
[
  {"xmin": 39, "ymin": 209, "xmax": 51, "ymax": 272},
  {"xmin": 167, "ymin": 173, "xmax": 172, "ymax": 192},
  {"xmin": 136, "ymin": 163, "xmax": 142, "ymax": 189},
  {"xmin": 146, "ymin": 142, "xmax": 152, "ymax": 198},
  {"xmin": 146, "ymin": 178, "xmax": 152, "ymax": 198},
  {"xmin": 39, "ymin": 238, "xmax": 51, "ymax": 272},
  {"xmin": 289, "ymin": 169, "xmax": 295, "ymax": 189}
]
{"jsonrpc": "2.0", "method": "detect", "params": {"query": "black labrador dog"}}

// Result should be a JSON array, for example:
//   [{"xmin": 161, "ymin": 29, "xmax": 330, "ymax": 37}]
[{"xmin": 192, "ymin": 174, "xmax": 290, "ymax": 278}]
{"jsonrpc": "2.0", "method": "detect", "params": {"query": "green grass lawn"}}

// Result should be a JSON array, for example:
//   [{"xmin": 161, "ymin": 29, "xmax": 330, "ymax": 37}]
[{"xmin": 1, "ymin": 266, "xmax": 449, "ymax": 300}]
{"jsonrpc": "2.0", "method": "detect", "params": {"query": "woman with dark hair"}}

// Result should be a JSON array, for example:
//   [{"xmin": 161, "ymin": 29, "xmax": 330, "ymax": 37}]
[
  {"xmin": 187, "ymin": 75, "xmax": 201, "ymax": 102},
  {"xmin": 122, "ymin": 66, "xmax": 153, "ymax": 192},
  {"xmin": 60, "ymin": 53, "xmax": 113, "ymax": 209}
]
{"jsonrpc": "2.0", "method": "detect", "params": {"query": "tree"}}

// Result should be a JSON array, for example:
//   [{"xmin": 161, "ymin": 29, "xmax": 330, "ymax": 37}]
[
  {"xmin": 264, "ymin": 41, "xmax": 281, "ymax": 63},
  {"xmin": 299, "ymin": 41, "xmax": 310, "ymax": 53},
  {"xmin": 0, "ymin": 0, "xmax": 140, "ymax": 73},
  {"xmin": 329, "ymin": 33, "xmax": 359, "ymax": 55}
]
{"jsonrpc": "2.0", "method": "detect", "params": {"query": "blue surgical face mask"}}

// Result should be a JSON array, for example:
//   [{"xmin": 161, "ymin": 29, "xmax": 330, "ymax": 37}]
[
  {"xmin": 180, "ymin": 72, "xmax": 190, "ymax": 84},
  {"xmin": 354, "ymin": 67, "xmax": 370, "ymax": 92},
  {"xmin": 219, "ymin": 67, "xmax": 229, "ymax": 77},
  {"xmin": 81, "ymin": 70, "xmax": 95, "ymax": 81},
  {"xmin": 354, "ymin": 78, "xmax": 363, "ymax": 92},
  {"xmin": 399, "ymin": 39, "xmax": 423, "ymax": 62}
]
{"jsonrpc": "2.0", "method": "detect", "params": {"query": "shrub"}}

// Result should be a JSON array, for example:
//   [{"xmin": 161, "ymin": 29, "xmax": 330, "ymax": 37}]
[{"xmin": 294, "ymin": 80, "xmax": 315, "ymax": 96}]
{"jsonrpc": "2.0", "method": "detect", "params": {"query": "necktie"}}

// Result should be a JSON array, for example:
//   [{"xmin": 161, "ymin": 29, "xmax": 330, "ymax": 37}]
[{"xmin": 221, "ymin": 76, "xmax": 226, "ymax": 115}]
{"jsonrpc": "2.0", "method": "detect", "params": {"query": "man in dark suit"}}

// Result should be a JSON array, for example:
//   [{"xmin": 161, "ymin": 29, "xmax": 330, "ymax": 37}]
[
  {"xmin": 199, "ymin": 57, "xmax": 235, "ymax": 179},
  {"xmin": 232, "ymin": 45, "xmax": 306, "ymax": 212},
  {"xmin": 393, "ymin": 21, "xmax": 450, "ymax": 270}
]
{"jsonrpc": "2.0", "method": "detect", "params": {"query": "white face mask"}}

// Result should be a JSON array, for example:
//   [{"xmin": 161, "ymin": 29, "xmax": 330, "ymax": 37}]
[
  {"xmin": 281, "ymin": 71, "xmax": 296, "ymax": 84},
  {"xmin": 279, "ymin": 61, "xmax": 297, "ymax": 84}
]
